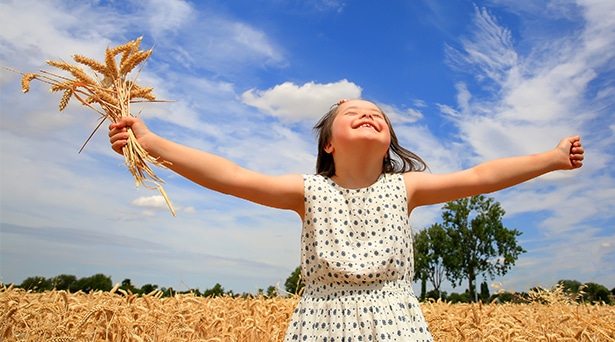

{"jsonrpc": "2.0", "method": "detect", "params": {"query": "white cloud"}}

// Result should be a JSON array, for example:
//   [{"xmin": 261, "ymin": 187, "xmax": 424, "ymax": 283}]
[
  {"xmin": 378, "ymin": 103, "xmax": 424, "ymax": 124},
  {"xmin": 141, "ymin": 0, "xmax": 194, "ymax": 37},
  {"xmin": 183, "ymin": 206, "xmax": 197, "ymax": 214},
  {"xmin": 412, "ymin": 99, "xmax": 427, "ymax": 108},
  {"xmin": 241, "ymin": 80, "xmax": 362, "ymax": 122},
  {"xmin": 131, "ymin": 195, "xmax": 171, "ymax": 210},
  {"xmin": 314, "ymin": 0, "xmax": 346, "ymax": 12}
]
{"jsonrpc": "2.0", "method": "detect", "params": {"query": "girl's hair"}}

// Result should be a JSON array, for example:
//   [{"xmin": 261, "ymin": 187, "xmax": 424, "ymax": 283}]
[{"xmin": 314, "ymin": 101, "xmax": 428, "ymax": 177}]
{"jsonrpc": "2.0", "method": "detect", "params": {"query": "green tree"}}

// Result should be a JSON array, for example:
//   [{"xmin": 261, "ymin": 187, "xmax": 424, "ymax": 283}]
[
  {"xmin": 51, "ymin": 274, "xmax": 77, "ymax": 291},
  {"xmin": 284, "ymin": 266, "xmax": 305, "ymax": 295},
  {"xmin": 558, "ymin": 279, "xmax": 583, "ymax": 295},
  {"xmin": 203, "ymin": 283, "xmax": 225, "ymax": 297},
  {"xmin": 139, "ymin": 283, "xmax": 158, "ymax": 295},
  {"xmin": 20, "ymin": 276, "xmax": 51, "ymax": 292},
  {"xmin": 160, "ymin": 287, "xmax": 176, "ymax": 297},
  {"xmin": 414, "ymin": 223, "xmax": 449, "ymax": 300},
  {"xmin": 582, "ymin": 282, "xmax": 612, "ymax": 304},
  {"xmin": 120, "ymin": 278, "xmax": 138, "ymax": 294},
  {"xmin": 490, "ymin": 291, "xmax": 516, "ymax": 303},
  {"xmin": 480, "ymin": 281, "xmax": 490, "ymax": 302},
  {"xmin": 425, "ymin": 289, "xmax": 448, "ymax": 301},
  {"xmin": 266, "ymin": 285, "xmax": 278, "ymax": 297},
  {"xmin": 413, "ymin": 230, "xmax": 428, "ymax": 300},
  {"xmin": 441, "ymin": 195, "xmax": 526, "ymax": 302},
  {"xmin": 447, "ymin": 291, "xmax": 471, "ymax": 303},
  {"xmin": 74, "ymin": 274, "xmax": 112, "ymax": 293}
]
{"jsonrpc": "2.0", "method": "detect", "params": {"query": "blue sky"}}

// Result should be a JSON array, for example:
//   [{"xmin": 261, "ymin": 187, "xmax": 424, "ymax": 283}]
[{"xmin": 1, "ymin": 0, "xmax": 613, "ymax": 295}]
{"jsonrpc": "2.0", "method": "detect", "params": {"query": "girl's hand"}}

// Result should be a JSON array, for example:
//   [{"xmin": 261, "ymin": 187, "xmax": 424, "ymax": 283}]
[
  {"xmin": 556, "ymin": 135, "xmax": 584, "ymax": 170},
  {"xmin": 108, "ymin": 117, "xmax": 153, "ymax": 155}
]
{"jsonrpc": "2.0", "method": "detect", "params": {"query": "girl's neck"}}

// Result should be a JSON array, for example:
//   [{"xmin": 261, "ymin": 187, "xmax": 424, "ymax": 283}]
[{"xmin": 331, "ymin": 157, "xmax": 383, "ymax": 189}]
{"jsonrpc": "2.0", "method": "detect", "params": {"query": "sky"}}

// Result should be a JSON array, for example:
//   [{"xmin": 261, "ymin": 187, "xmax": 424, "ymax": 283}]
[{"xmin": 1, "ymin": 0, "xmax": 614, "ymax": 295}]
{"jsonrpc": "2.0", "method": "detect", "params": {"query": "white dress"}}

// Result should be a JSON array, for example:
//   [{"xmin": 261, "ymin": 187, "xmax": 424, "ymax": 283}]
[{"xmin": 284, "ymin": 173, "xmax": 433, "ymax": 341}]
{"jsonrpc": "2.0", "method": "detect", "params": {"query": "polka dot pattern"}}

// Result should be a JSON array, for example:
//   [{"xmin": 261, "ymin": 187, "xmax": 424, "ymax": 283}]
[{"xmin": 284, "ymin": 174, "xmax": 433, "ymax": 341}]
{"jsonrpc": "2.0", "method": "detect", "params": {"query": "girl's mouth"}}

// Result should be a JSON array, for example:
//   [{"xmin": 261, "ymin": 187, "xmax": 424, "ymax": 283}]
[{"xmin": 358, "ymin": 122, "xmax": 378, "ymax": 131}]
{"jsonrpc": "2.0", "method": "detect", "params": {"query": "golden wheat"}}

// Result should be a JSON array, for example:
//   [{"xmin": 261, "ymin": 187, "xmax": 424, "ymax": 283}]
[
  {"xmin": 21, "ymin": 73, "xmax": 37, "ymax": 93},
  {"xmin": 104, "ymin": 47, "xmax": 120, "ymax": 80},
  {"xmin": 1, "ymin": 285, "xmax": 613, "ymax": 342},
  {"xmin": 59, "ymin": 89, "xmax": 73, "ymax": 111},
  {"xmin": 12, "ymin": 37, "xmax": 175, "ymax": 215},
  {"xmin": 72, "ymin": 54, "xmax": 107, "ymax": 75},
  {"xmin": 119, "ymin": 50, "xmax": 152, "ymax": 76}
]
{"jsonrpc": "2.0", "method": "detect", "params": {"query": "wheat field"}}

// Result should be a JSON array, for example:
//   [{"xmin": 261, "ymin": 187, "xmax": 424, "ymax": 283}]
[{"xmin": 1, "ymin": 285, "xmax": 614, "ymax": 342}]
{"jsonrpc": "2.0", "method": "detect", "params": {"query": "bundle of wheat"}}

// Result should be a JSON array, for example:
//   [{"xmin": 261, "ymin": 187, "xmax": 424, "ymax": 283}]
[{"xmin": 16, "ymin": 37, "xmax": 175, "ymax": 215}]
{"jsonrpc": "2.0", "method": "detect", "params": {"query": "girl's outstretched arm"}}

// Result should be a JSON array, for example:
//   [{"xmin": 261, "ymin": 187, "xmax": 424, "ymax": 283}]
[
  {"xmin": 405, "ymin": 136, "xmax": 584, "ymax": 209},
  {"xmin": 109, "ymin": 117, "xmax": 305, "ymax": 216}
]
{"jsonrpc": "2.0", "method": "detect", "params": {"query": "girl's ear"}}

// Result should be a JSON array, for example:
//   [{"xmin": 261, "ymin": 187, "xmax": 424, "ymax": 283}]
[{"xmin": 324, "ymin": 142, "xmax": 334, "ymax": 154}]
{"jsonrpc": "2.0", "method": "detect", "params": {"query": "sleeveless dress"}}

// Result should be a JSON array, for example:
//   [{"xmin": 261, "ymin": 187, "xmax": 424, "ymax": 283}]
[{"xmin": 284, "ymin": 173, "xmax": 433, "ymax": 341}]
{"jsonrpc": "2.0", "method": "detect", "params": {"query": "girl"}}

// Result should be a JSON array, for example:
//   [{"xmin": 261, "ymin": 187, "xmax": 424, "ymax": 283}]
[{"xmin": 109, "ymin": 99, "xmax": 584, "ymax": 341}]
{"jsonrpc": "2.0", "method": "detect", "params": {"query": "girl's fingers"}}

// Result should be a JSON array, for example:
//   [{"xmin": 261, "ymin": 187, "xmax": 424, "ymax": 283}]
[
  {"xmin": 108, "ymin": 124, "xmax": 124, "ymax": 137},
  {"xmin": 569, "ymin": 140, "xmax": 584, "ymax": 169},
  {"xmin": 108, "ymin": 120, "xmax": 132, "ymax": 155},
  {"xmin": 109, "ymin": 132, "xmax": 124, "ymax": 144}
]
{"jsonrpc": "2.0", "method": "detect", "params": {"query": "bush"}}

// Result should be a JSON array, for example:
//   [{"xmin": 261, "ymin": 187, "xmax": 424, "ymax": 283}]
[
  {"xmin": 582, "ymin": 282, "xmax": 612, "ymax": 304},
  {"xmin": 447, "ymin": 292, "xmax": 472, "ymax": 303},
  {"xmin": 19, "ymin": 276, "xmax": 51, "ymax": 292}
]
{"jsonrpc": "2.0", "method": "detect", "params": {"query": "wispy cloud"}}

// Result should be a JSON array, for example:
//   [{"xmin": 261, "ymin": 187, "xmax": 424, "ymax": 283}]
[
  {"xmin": 139, "ymin": 0, "xmax": 195, "ymax": 37},
  {"xmin": 443, "ymin": 4, "xmax": 615, "ymax": 157},
  {"xmin": 437, "ymin": 2, "xmax": 615, "ymax": 289}
]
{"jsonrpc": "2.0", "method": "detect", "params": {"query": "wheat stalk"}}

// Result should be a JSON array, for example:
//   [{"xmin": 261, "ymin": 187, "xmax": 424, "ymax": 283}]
[{"xmin": 11, "ymin": 37, "xmax": 176, "ymax": 216}]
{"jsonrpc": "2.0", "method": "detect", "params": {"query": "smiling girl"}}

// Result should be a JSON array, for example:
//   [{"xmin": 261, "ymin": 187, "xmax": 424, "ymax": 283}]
[{"xmin": 109, "ymin": 99, "xmax": 584, "ymax": 341}]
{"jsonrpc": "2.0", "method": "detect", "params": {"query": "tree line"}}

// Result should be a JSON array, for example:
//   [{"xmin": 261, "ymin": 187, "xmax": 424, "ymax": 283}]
[
  {"xmin": 13, "ymin": 273, "xmax": 279, "ymax": 298},
  {"xmin": 11, "ymin": 271, "xmax": 613, "ymax": 305},
  {"xmin": 7, "ymin": 195, "xmax": 612, "ymax": 304}
]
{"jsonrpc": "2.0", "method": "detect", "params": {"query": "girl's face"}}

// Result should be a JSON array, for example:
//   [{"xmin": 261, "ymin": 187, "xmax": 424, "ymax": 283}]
[{"xmin": 325, "ymin": 100, "xmax": 391, "ymax": 157}]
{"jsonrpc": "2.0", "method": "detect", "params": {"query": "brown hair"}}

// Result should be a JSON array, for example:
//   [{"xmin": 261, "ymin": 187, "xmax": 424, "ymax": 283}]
[{"xmin": 314, "ymin": 102, "xmax": 428, "ymax": 176}]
